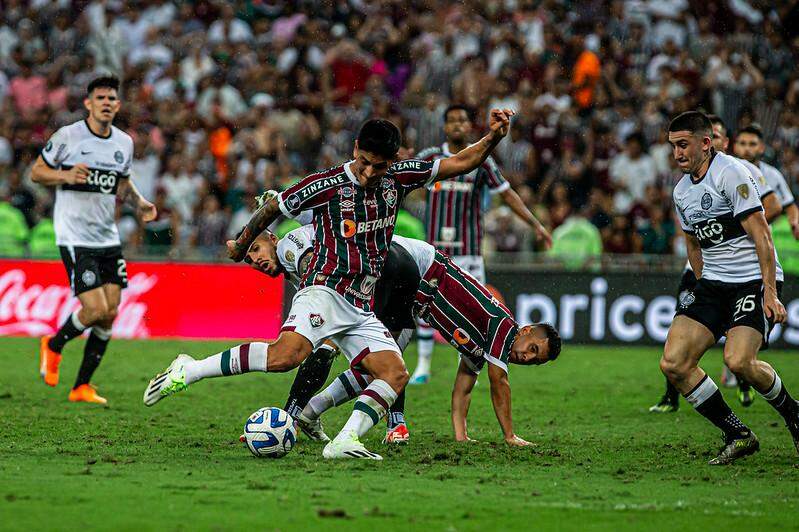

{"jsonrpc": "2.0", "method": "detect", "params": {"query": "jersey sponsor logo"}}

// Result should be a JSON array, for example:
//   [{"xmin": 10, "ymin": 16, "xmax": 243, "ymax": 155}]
[
  {"xmin": 453, "ymin": 328, "xmax": 471, "ymax": 345},
  {"xmin": 678, "ymin": 290, "xmax": 695, "ymax": 308},
  {"xmin": 298, "ymin": 175, "xmax": 347, "ymax": 201},
  {"xmin": 309, "ymin": 313, "xmax": 325, "ymax": 328},
  {"xmin": 701, "ymin": 193, "xmax": 712, "ymax": 210},
  {"xmin": 344, "ymin": 284, "xmax": 374, "ymax": 301},
  {"xmin": 340, "ymin": 199, "xmax": 355, "ymax": 210},
  {"xmin": 340, "ymin": 215, "xmax": 396, "ymax": 237},
  {"xmin": 692, "ymin": 216, "xmax": 746, "ymax": 248},
  {"xmin": 391, "ymin": 160, "xmax": 422, "ymax": 172},
  {"xmin": 82, "ymin": 270, "xmax": 97, "ymax": 286},
  {"xmin": 341, "ymin": 219, "xmax": 357, "ymax": 238},
  {"xmin": 80, "ymin": 149, "xmax": 92, "ymax": 155},
  {"xmin": 285, "ymin": 250, "xmax": 295, "ymax": 263},
  {"xmin": 360, "ymin": 275, "xmax": 377, "ymax": 296},
  {"xmin": 434, "ymin": 181, "xmax": 474, "ymax": 193},
  {"xmin": 339, "ymin": 186, "xmax": 354, "ymax": 197},
  {"xmin": 737, "ymin": 184, "xmax": 750, "ymax": 199},
  {"xmin": 287, "ymin": 233, "xmax": 305, "ymax": 249},
  {"xmin": 114, "ymin": 150, "xmax": 124, "ymax": 163},
  {"xmin": 62, "ymin": 168, "xmax": 120, "ymax": 194}
]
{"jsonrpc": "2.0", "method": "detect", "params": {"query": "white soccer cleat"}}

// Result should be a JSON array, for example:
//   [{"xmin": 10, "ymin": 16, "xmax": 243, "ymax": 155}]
[
  {"xmin": 323, "ymin": 432, "xmax": 383, "ymax": 460},
  {"xmin": 296, "ymin": 413, "xmax": 331, "ymax": 442},
  {"xmin": 143, "ymin": 354, "xmax": 193, "ymax": 407}
]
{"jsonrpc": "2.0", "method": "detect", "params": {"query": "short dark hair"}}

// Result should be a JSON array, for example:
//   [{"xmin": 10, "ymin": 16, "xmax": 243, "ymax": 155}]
[
  {"xmin": 539, "ymin": 323, "xmax": 562, "ymax": 361},
  {"xmin": 706, "ymin": 114, "xmax": 727, "ymax": 136},
  {"xmin": 356, "ymin": 119, "xmax": 401, "ymax": 159},
  {"xmin": 668, "ymin": 111, "xmax": 712, "ymax": 138},
  {"xmin": 443, "ymin": 104, "xmax": 475, "ymax": 123},
  {"xmin": 87, "ymin": 75, "xmax": 120, "ymax": 96},
  {"xmin": 625, "ymin": 131, "xmax": 647, "ymax": 149},
  {"xmin": 737, "ymin": 124, "xmax": 764, "ymax": 140}
]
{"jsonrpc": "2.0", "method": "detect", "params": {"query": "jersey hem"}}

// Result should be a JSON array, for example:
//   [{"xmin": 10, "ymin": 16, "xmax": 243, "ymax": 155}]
[{"xmin": 489, "ymin": 181, "xmax": 511, "ymax": 195}]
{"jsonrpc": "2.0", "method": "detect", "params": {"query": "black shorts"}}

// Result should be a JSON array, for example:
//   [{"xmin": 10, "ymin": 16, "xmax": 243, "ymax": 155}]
[
  {"xmin": 59, "ymin": 245, "xmax": 128, "ymax": 296},
  {"xmin": 676, "ymin": 268, "xmax": 698, "ymax": 297},
  {"xmin": 675, "ymin": 278, "xmax": 783, "ymax": 349},
  {"xmin": 373, "ymin": 243, "xmax": 421, "ymax": 332}
]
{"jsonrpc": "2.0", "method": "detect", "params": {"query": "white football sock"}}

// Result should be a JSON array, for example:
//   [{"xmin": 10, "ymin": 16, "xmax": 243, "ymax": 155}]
[
  {"xmin": 303, "ymin": 369, "xmax": 372, "ymax": 419},
  {"xmin": 184, "ymin": 343, "xmax": 268, "ymax": 384},
  {"xmin": 413, "ymin": 324, "xmax": 434, "ymax": 377},
  {"xmin": 336, "ymin": 379, "xmax": 397, "ymax": 439}
]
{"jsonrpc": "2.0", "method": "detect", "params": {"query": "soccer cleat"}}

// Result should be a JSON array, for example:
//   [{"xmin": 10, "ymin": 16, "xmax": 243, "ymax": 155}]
[
  {"xmin": 68, "ymin": 384, "xmax": 107, "ymax": 405},
  {"xmin": 737, "ymin": 386, "xmax": 755, "ymax": 408},
  {"xmin": 143, "ymin": 354, "xmax": 192, "ymax": 406},
  {"xmin": 296, "ymin": 414, "xmax": 331, "ymax": 443},
  {"xmin": 708, "ymin": 432, "xmax": 759, "ymax": 465},
  {"xmin": 383, "ymin": 423, "xmax": 410, "ymax": 444},
  {"xmin": 39, "ymin": 336, "xmax": 62, "ymax": 387},
  {"xmin": 720, "ymin": 366, "xmax": 738, "ymax": 388},
  {"xmin": 649, "ymin": 396, "xmax": 679, "ymax": 413},
  {"xmin": 786, "ymin": 404, "xmax": 799, "ymax": 457},
  {"xmin": 409, "ymin": 374, "xmax": 429, "ymax": 385},
  {"xmin": 323, "ymin": 432, "xmax": 383, "ymax": 460}
]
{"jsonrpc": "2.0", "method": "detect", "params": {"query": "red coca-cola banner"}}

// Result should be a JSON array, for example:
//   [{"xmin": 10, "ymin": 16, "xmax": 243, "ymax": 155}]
[{"xmin": 0, "ymin": 259, "xmax": 284, "ymax": 339}]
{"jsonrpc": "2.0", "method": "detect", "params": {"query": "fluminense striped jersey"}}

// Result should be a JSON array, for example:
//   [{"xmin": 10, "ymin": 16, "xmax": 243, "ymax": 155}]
[
  {"xmin": 420, "ymin": 143, "xmax": 509, "ymax": 256},
  {"xmin": 414, "ymin": 250, "xmax": 517, "ymax": 374},
  {"xmin": 278, "ymin": 159, "xmax": 440, "ymax": 311}
]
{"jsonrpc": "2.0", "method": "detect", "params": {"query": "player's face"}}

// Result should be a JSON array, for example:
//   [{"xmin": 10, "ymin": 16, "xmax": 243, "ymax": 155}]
[
  {"xmin": 244, "ymin": 235, "xmax": 284, "ymax": 277},
  {"xmin": 733, "ymin": 133, "xmax": 761, "ymax": 163},
  {"xmin": 443, "ymin": 109, "xmax": 472, "ymax": 143},
  {"xmin": 668, "ymin": 130, "xmax": 711, "ymax": 174},
  {"xmin": 352, "ymin": 143, "xmax": 394, "ymax": 187},
  {"xmin": 711, "ymin": 123, "xmax": 729, "ymax": 153},
  {"xmin": 84, "ymin": 87, "xmax": 121, "ymax": 124},
  {"xmin": 509, "ymin": 325, "xmax": 550, "ymax": 366}
]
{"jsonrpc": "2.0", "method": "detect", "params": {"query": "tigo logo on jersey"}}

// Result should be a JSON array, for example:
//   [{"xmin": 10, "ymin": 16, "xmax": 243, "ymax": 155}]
[
  {"xmin": 453, "ymin": 328, "xmax": 471, "ymax": 345},
  {"xmin": 87, "ymin": 169, "xmax": 118, "ymax": 194},
  {"xmin": 309, "ymin": 313, "xmax": 325, "ymax": 328}
]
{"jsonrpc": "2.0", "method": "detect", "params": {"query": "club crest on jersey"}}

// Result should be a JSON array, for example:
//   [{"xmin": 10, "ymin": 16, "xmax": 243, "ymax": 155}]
[
  {"xmin": 383, "ymin": 187, "xmax": 397, "ymax": 207},
  {"xmin": 737, "ymin": 184, "xmax": 749, "ymax": 199},
  {"xmin": 285, "ymin": 250, "xmax": 295, "ymax": 263},
  {"xmin": 82, "ymin": 270, "xmax": 97, "ymax": 286},
  {"xmin": 453, "ymin": 328, "xmax": 471, "ymax": 345},
  {"xmin": 309, "ymin": 313, "xmax": 325, "ymax": 328},
  {"xmin": 114, "ymin": 150, "xmax": 124, "ymax": 164},
  {"xmin": 45, "ymin": 141, "xmax": 53, "ymax": 152},
  {"xmin": 339, "ymin": 186, "xmax": 354, "ymax": 198},
  {"xmin": 701, "ymin": 193, "xmax": 712, "ymax": 210},
  {"xmin": 679, "ymin": 290, "xmax": 695, "ymax": 308},
  {"xmin": 285, "ymin": 193, "xmax": 301, "ymax": 211}
]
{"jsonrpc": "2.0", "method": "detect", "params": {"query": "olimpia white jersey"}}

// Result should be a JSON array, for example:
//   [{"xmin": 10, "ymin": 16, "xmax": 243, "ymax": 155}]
[
  {"xmin": 391, "ymin": 235, "xmax": 435, "ymax": 276},
  {"xmin": 42, "ymin": 120, "xmax": 134, "ymax": 247},
  {"xmin": 674, "ymin": 151, "xmax": 783, "ymax": 283},
  {"xmin": 759, "ymin": 160, "xmax": 795, "ymax": 209}
]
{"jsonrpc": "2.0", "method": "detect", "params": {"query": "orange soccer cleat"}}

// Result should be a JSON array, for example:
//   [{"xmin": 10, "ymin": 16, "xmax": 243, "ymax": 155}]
[
  {"xmin": 68, "ymin": 384, "xmax": 108, "ymax": 405},
  {"xmin": 383, "ymin": 423, "xmax": 410, "ymax": 444},
  {"xmin": 39, "ymin": 336, "xmax": 62, "ymax": 387}
]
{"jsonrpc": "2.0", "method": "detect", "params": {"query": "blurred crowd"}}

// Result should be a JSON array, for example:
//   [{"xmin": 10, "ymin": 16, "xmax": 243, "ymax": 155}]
[{"xmin": 1, "ymin": 0, "xmax": 799, "ymax": 259}]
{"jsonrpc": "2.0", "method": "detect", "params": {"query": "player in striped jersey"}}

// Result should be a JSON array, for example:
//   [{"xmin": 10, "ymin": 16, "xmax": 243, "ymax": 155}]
[
  {"xmin": 144, "ymin": 110, "xmax": 517, "ymax": 460},
  {"xmin": 650, "ymin": 114, "xmax": 781, "ymax": 413},
  {"xmin": 410, "ymin": 104, "xmax": 551, "ymax": 385}
]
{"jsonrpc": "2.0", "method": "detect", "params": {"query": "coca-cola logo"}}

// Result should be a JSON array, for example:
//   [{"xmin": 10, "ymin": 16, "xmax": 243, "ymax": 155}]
[{"xmin": 0, "ymin": 269, "xmax": 157, "ymax": 338}]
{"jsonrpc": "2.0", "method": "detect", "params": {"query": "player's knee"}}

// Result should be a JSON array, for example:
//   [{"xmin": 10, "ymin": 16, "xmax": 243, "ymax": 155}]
[
  {"xmin": 81, "ymin": 304, "xmax": 108, "ymax": 325},
  {"xmin": 660, "ymin": 352, "xmax": 688, "ymax": 381},
  {"xmin": 103, "ymin": 306, "xmax": 118, "ymax": 324},
  {"xmin": 723, "ymin": 354, "xmax": 749, "ymax": 377}
]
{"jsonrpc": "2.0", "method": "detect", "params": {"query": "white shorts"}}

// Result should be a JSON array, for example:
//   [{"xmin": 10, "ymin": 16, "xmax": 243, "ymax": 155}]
[
  {"xmin": 451, "ymin": 255, "xmax": 486, "ymax": 284},
  {"xmin": 281, "ymin": 286, "xmax": 400, "ymax": 367}
]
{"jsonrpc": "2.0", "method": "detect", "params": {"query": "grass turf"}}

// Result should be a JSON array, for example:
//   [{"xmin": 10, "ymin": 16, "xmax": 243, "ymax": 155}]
[{"xmin": 1, "ymin": 337, "xmax": 798, "ymax": 531}]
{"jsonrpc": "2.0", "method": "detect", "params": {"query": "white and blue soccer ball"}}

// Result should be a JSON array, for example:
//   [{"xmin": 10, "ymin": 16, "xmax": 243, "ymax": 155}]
[{"xmin": 241, "ymin": 407, "xmax": 297, "ymax": 458}]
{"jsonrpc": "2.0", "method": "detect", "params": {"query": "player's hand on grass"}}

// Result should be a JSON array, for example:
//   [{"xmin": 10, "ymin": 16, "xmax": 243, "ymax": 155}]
[
  {"xmin": 488, "ymin": 108, "xmax": 515, "ymax": 139},
  {"xmin": 64, "ymin": 163, "xmax": 90, "ymax": 185},
  {"xmin": 226, "ymin": 239, "xmax": 246, "ymax": 262},
  {"xmin": 764, "ymin": 290, "xmax": 787, "ymax": 323},
  {"xmin": 505, "ymin": 435, "xmax": 533, "ymax": 447},
  {"xmin": 137, "ymin": 200, "xmax": 157, "ymax": 223}
]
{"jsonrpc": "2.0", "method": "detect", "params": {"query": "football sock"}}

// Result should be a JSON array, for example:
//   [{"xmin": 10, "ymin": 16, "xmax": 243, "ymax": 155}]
[
  {"xmin": 387, "ymin": 389, "xmax": 406, "ymax": 429},
  {"xmin": 759, "ymin": 372, "xmax": 799, "ymax": 422},
  {"xmin": 685, "ymin": 375, "xmax": 750, "ymax": 442},
  {"xmin": 184, "ymin": 343, "xmax": 268, "ymax": 385},
  {"xmin": 338, "ymin": 379, "xmax": 397, "ymax": 439},
  {"xmin": 48, "ymin": 311, "xmax": 87, "ymax": 353},
  {"xmin": 74, "ymin": 326, "xmax": 111, "ymax": 388},
  {"xmin": 303, "ymin": 368, "xmax": 371, "ymax": 419},
  {"xmin": 414, "ymin": 324, "xmax": 434, "ymax": 376},
  {"xmin": 284, "ymin": 344, "xmax": 337, "ymax": 419},
  {"xmin": 665, "ymin": 378, "xmax": 679, "ymax": 403}
]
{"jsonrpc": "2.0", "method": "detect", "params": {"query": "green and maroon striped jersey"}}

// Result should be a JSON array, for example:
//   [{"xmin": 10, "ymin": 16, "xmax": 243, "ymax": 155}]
[
  {"xmin": 420, "ymin": 143, "xmax": 509, "ymax": 257},
  {"xmin": 414, "ymin": 251, "xmax": 518, "ymax": 373},
  {"xmin": 277, "ymin": 159, "xmax": 440, "ymax": 311}
]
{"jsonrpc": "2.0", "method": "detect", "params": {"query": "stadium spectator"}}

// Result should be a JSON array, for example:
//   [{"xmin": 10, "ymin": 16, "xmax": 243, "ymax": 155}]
[{"xmin": 609, "ymin": 132, "xmax": 658, "ymax": 214}]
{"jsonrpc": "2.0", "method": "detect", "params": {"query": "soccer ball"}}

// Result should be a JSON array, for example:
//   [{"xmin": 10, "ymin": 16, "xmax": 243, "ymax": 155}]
[{"xmin": 241, "ymin": 407, "xmax": 297, "ymax": 458}]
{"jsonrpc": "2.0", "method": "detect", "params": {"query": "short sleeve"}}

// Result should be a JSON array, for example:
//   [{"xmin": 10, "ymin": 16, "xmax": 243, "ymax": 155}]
[
  {"xmin": 751, "ymin": 167, "xmax": 773, "ymax": 198},
  {"xmin": 121, "ymin": 138, "xmax": 133, "ymax": 177},
  {"xmin": 277, "ymin": 226, "xmax": 314, "ymax": 276},
  {"xmin": 720, "ymin": 164, "xmax": 763, "ymax": 220},
  {"xmin": 388, "ymin": 159, "xmax": 440, "ymax": 190},
  {"xmin": 769, "ymin": 167, "xmax": 795, "ymax": 208},
  {"xmin": 41, "ymin": 127, "xmax": 71, "ymax": 168},
  {"xmin": 485, "ymin": 317, "xmax": 515, "ymax": 374},
  {"xmin": 482, "ymin": 156, "xmax": 510, "ymax": 195},
  {"xmin": 277, "ymin": 172, "xmax": 343, "ymax": 217}
]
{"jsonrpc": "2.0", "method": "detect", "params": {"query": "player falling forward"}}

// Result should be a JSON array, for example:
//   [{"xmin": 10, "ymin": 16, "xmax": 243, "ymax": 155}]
[
  {"xmin": 410, "ymin": 105, "xmax": 551, "ymax": 384},
  {"xmin": 661, "ymin": 111, "xmax": 799, "ymax": 465},
  {"xmin": 650, "ymin": 114, "xmax": 781, "ymax": 413},
  {"xmin": 144, "ymin": 110, "xmax": 515, "ymax": 460},
  {"xmin": 33, "ymin": 76, "xmax": 156, "ymax": 405}
]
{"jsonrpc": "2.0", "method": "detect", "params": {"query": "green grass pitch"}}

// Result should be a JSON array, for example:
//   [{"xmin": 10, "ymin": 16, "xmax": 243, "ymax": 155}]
[{"xmin": 1, "ymin": 337, "xmax": 798, "ymax": 531}]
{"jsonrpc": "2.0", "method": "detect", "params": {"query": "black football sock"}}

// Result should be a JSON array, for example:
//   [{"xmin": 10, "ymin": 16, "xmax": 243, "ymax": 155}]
[
  {"xmin": 665, "ymin": 378, "xmax": 679, "ymax": 404},
  {"xmin": 685, "ymin": 375, "xmax": 750, "ymax": 442},
  {"xmin": 48, "ymin": 311, "xmax": 87, "ymax": 353},
  {"xmin": 759, "ymin": 372, "xmax": 799, "ymax": 423},
  {"xmin": 387, "ymin": 389, "xmax": 406, "ymax": 429},
  {"xmin": 284, "ymin": 344, "xmax": 337, "ymax": 419},
  {"xmin": 74, "ymin": 326, "xmax": 111, "ymax": 388}
]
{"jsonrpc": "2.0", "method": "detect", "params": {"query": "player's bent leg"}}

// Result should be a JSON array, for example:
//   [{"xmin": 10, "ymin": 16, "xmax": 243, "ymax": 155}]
[
  {"xmin": 411, "ymin": 320, "xmax": 434, "ymax": 385},
  {"xmin": 649, "ymin": 376, "xmax": 680, "ymax": 413},
  {"xmin": 384, "ymin": 389, "xmax": 409, "ymax": 444},
  {"xmin": 726, "ymin": 326, "xmax": 799, "ymax": 455}
]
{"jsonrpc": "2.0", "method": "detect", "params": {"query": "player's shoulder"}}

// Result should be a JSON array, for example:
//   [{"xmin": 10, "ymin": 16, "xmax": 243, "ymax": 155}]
[
  {"xmin": 306, "ymin": 162, "xmax": 347, "ymax": 181},
  {"xmin": 710, "ymin": 152, "xmax": 750, "ymax": 184},
  {"xmin": 672, "ymin": 174, "xmax": 693, "ymax": 199},
  {"xmin": 415, "ymin": 145, "xmax": 444, "ymax": 161}
]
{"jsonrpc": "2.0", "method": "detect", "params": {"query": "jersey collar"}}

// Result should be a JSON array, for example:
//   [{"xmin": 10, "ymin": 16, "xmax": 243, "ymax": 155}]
[
  {"xmin": 442, "ymin": 142, "xmax": 453, "ymax": 156},
  {"xmin": 344, "ymin": 160, "xmax": 359, "ymax": 185},
  {"xmin": 690, "ymin": 148, "xmax": 717, "ymax": 185},
  {"xmin": 83, "ymin": 119, "xmax": 112, "ymax": 139}
]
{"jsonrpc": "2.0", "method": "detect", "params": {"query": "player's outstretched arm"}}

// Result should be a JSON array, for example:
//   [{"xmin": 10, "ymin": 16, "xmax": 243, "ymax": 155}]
[
  {"xmin": 785, "ymin": 203, "xmax": 799, "ymax": 240},
  {"xmin": 30, "ymin": 156, "xmax": 89, "ymax": 186},
  {"xmin": 487, "ymin": 363, "xmax": 532, "ymax": 447},
  {"xmin": 500, "ymin": 187, "xmax": 552, "ymax": 249},
  {"xmin": 434, "ymin": 108, "xmax": 515, "ymax": 182},
  {"xmin": 118, "ymin": 176, "xmax": 157, "ymax": 223},
  {"xmin": 451, "ymin": 360, "xmax": 478, "ymax": 442},
  {"xmin": 741, "ymin": 211, "xmax": 787, "ymax": 323},
  {"xmin": 762, "ymin": 193, "xmax": 782, "ymax": 223},
  {"xmin": 227, "ymin": 195, "xmax": 282, "ymax": 262}
]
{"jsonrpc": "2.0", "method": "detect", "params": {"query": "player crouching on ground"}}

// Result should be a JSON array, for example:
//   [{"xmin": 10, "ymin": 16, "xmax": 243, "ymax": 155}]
[{"xmin": 661, "ymin": 111, "xmax": 799, "ymax": 465}]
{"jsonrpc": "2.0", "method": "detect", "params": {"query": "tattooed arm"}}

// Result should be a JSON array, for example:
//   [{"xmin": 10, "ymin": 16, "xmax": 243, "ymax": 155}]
[
  {"xmin": 117, "ymin": 177, "xmax": 157, "ymax": 223},
  {"xmin": 226, "ymin": 195, "xmax": 283, "ymax": 262}
]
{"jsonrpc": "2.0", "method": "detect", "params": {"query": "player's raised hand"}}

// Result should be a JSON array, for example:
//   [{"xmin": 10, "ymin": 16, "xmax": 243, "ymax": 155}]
[
  {"xmin": 137, "ymin": 199, "xmax": 157, "ymax": 223},
  {"xmin": 764, "ymin": 291, "xmax": 787, "ymax": 324},
  {"xmin": 227, "ymin": 239, "xmax": 246, "ymax": 262},
  {"xmin": 64, "ymin": 163, "xmax": 90, "ymax": 185},
  {"xmin": 488, "ymin": 108, "xmax": 515, "ymax": 138},
  {"xmin": 505, "ymin": 434, "xmax": 534, "ymax": 447}
]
